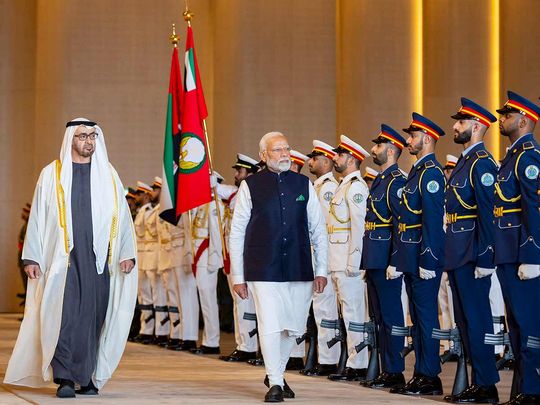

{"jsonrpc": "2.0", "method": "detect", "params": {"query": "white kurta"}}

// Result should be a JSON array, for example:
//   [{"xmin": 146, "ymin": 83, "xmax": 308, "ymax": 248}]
[
  {"xmin": 229, "ymin": 177, "xmax": 328, "ymax": 336},
  {"xmin": 4, "ymin": 162, "xmax": 137, "ymax": 389}
]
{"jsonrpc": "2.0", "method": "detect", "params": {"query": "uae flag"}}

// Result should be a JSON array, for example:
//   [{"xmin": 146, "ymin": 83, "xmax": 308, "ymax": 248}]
[
  {"xmin": 176, "ymin": 25, "xmax": 211, "ymax": 214},
  {"xmin": 159, "ymin": 47, "xmax": 184, "ymax": 225}
]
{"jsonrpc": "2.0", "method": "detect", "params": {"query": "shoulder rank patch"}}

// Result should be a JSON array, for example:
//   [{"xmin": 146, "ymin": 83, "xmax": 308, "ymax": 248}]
[
  {"xmin": 323, "ymin": 191, "xmax": 333, "ymax": 201},
  {"xmin": 525, "ymin": 165, "xmax": 539, "ymax": 180},
  {"xmin": 523, "ymin": 141, "xmax": 534, "ymax": 150},
  {"xmin": 392, "ymin": 170, "xmax": 403, "ymax": 178},
  {"xmin": 481, "ymin": 173, "xmax": 495, "ymax": 186},
  {"xmin": 424, "ymin": 160, "xmax": 435, "ymax": 169},
  {"xmin": 476, "ymin": 150, "xmax": 488, "ymax": 158},
  {"xmin": 350, "ymin": 176, "xmax": 360, "ymax": 182},
  {"xmin": 426, "ymin": 180, "xmax": 440, "ymax": 193},
  {"xmin": 353, "ymin": 193, "xmax": 364, "ymax": 204}
]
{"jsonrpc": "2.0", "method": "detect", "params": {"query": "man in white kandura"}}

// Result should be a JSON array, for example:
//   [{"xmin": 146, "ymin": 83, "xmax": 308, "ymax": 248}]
[
  {"xmin": 229, "ymin": 132, "xmax": 328, "ymax": 403},
  {"xmin": 4, "ymin": 118, "xmax": 137, "ymax": 398}
]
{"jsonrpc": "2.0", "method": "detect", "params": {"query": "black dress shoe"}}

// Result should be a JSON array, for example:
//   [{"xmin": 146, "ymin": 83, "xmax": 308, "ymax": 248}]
[
  {"xmin": 56, "ymin": 379, "xmax": 76, "ymax": 398},
  {"xmin": 165, "ymin": 338, "xmax": 182, "ymax": 350},
  {"xmin": 173, "ymin": 340, "xmax": 197, "ymax": 351},
  {"xmin": 445, "ymin": 384, "xmax": 498, "ymax": 403},
  {"xmin": 264, "ymin": 385, "xmax": 284, "ymax": 403},
  {"xmin": 390, "ymin": 375, "xmax": 422, "ymax": 394},
  {"xmin": 285, "ymin": 357, "xmax": 305, "ymax": 370},
  {"xmin": 153, "ymin": 335, "xmax": 169, "ymax": 346},
  {"xmin": 75, "ymin": 381, "xmax": 99, "ymax": 395},
  {"xmin": 219, "ymin": 349, "xmax": 257, "ymax": 362},
  {"xmin": 501, "ymin": 393, "xmax": 540, "ymax": 405},
  {"xmin": 365, "ymin": 372, "xmax": 405, "ymax": 389},
  {"xmin": 133, "ymin": 334, "xmax": 154, "ymax": 344},
  {"xmin": 248, "ymin": 356, "xmax": 265, "ymax": 366},
  {"xmin": 190, "ymin": 345, "xmax": 221, "ymax": 355},
  {"xmin": 300, "ymin": 363, "xmax": 337, "ymax": 376},
  {"xmin": 393, "ymin": 375, "xmax": 443, "ymax": 396},
  {"xmin": 328, "ymin": 367, "xmax": 367, "ymax": 381},
  {"xmin": 264, "ymin": 376, "xmax": 295, "ymax": 399}
]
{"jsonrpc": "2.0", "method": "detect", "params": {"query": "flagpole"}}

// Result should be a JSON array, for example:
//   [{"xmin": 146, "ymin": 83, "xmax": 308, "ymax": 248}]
[
  {"xmin": 183, "ymin": 6, "xmax": 228, "ymax": 262},
  {"xmin": 170, "ymin": 23, "xmax": 195, "ymax": 263}
]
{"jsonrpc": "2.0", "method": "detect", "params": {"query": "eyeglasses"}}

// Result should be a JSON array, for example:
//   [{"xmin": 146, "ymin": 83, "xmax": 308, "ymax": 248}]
[{"xmin": 74, "ymin": 132, "xmax": 98, "ymax": 141}]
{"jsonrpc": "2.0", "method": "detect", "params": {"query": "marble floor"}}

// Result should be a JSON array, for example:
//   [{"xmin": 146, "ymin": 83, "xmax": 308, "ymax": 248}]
[{"xmin": 0, "ymin": 314, "xmax": 513, "ymax": 404}]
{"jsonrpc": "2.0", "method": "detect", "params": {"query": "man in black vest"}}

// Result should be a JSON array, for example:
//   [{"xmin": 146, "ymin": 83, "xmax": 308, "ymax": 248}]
[{"xmin": 229, "ymin": 131, "xmax": 328, "ymax": 403}]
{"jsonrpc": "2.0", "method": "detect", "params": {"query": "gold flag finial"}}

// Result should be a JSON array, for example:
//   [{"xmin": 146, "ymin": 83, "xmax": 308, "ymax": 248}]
[
  {"xmin": 183, "ymin": 0, "xmax": 194, "ymax": 25},
  {"xmin": 170, "ymin": 23, "xmax": 180, "ymax": 47}
]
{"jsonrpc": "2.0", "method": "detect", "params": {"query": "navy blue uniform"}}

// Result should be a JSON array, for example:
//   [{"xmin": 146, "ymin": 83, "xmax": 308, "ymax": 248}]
[
  {"xmin": 361, "ymin": 163, "xmax": 406, "ymax": 374},
  {"xmin": 494, "ymin": 133, "xmax": 540, "ymax": 395},
  {"xmin": 395, "ymin": 153, "xmax": 445, "ymax": 378},
  {"xmin": 444, "ymin": 142, "xmax": 500, "ymax": 387}
]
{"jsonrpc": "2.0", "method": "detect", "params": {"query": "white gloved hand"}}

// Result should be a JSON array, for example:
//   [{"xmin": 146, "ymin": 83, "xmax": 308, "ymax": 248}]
[
  {"xmin": 518, "ymin": 264, "xmax": 540, "ymax": 280},
  {"xmin": 210, "ymin": 174, "xmax": 218, "ymax": 188},
  {"xmin": 386, "ymin": 265, "xmax": 403, "ymax": 280},
  {"xmin": 474, "ymin": 267, "xmax": 496, "ymax": 279},
  {"xmin": 419, "ymin": 267, "xmax": 436, "ymax": 280},
  {"xmin": 346, "ymin": 266, "xmax": 361, "ymax": 277}
]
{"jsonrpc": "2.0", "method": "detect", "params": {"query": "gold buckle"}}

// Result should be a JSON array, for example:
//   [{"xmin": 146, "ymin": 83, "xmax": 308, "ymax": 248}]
[
  {"xmin": 327, "ymin": 224, "xmax": 334, "ymax": 234},
  {"xmin": 365, "ymin": 222, "xmax": 375, "ymax": 231},
  {"xmin": 493, "ymin": 206, "xmax": 503, "ymax": 218},
  {"xmin": 398, "ymin": 223, "xmax": 406, "ymax": 233}
]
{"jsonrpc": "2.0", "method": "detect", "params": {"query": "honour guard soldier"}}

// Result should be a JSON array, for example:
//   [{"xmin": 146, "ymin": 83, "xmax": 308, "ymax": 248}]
[
  {"xmin": 190, "ymin": 191, "xmax": 225, "ymax": 354},
  {"xmin": 303, "ymin": 140, "xmax": 340, "ymax": 376},
  {"xmin": 287, "ymin": 149, "xmax": 310, "ymax": 368},
  {"xmin": 133, "ymin": 181, "xmax": 156, "ymax": 344},
  {"xmin": 363, "ymin": 166, "xmax": 378, "ymax": 189},
  {"xmin": 290, "ymin": 150, "xmax": 309, "ymax": 174},
  {"xmin": 391, "ymin": 113, "xmax": 446, "ymax": 396},
  {"xmin": 439, "ymin": 154, "xmax": 458, "ymax": 357},
  {"xmin": 327, "ymin": 135, "xmax": 370, "ymax": 381},
  {"xmin": 361, "ymin": 124, "xmax": 408, "ymax": 389},
  {"xmin": 444, "ymin": 98, "xmax": 500, "ymax": 403},
  {"xmin": 494, "ymin": 91, "xmax": 540, "ymax": 405},
  {"xmin": 219, "ymin": 153, "xmax": 260, "ymax": 362},
  {"xmin": 147, "ymin": 178, "xmax": 170, "ymax": 345},
  {"xmin": 173, "ymin": 213, "xmax": 199, "ymax": 351}
]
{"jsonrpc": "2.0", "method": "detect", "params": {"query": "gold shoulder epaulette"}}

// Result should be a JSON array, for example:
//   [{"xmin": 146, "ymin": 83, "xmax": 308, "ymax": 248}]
[{"xmin": 476, "ymin": 150, "xmax": 488, "ymax": 158}]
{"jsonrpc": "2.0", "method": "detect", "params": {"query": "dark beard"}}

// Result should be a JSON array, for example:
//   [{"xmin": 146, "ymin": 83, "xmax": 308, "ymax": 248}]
[
  {"xmin": 454, "ymin": 127, "xmax": 472, "ymax": 144},
  {"xmin": 372, "ymin": 152, "xmax": 386, "ymax": 166}
]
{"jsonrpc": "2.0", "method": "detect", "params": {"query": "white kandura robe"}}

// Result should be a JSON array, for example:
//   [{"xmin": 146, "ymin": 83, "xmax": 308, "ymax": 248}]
[{"xmin": 4, "ymin": 121, "xmax": 138, "ymax": 390}]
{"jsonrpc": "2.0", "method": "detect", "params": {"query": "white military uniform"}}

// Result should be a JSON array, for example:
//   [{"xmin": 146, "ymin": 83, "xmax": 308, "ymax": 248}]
[
  {"xmin": 438, "ymin": 272, "xmax": 456, "ymax": 351},
  {"xmin": 313, "ymin": 171, "xmax": 340, "ymax": 365},
  {"xmin": 145, "ymin": 204, "xmax": 169, "ymax": 337},
  {"xmin": 157, "ymin": 217, "xmax": 183, "ymax": 340},
  {"xmin": 192, "ymin": 199, "xmax": 225, "ymax": 348},
  {"xmin": 328, "ymin": 170, "xmax": 370, "ymax": 369},
  {"xmin": 176, "ymin": 214, "xmax": 199, "ymax": 342},
  {"xmin": 134, "ymin": 201, "xmax": 156, "ymax": 335},
  {"xmin": 489, "ymin": 272, "xmax": 505, "ymax": 354},
  {"xmin": 220, "ymin": 183, "xmax": 259, "ymax": 353}
]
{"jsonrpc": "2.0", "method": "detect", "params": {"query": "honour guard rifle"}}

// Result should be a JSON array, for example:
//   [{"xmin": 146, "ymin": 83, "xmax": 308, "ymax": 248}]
[
  {"xmin": 243, "ymin": 312, "xmax": 264, "ymax": 366},
  {"xmin": 433, "ymin": 327, "xmax": 468, "ymax": 396},
  {"xmin": 391, "ymin": 325, "xmax": 414, "ymax": 358},
  {"xmin": 349, "ymin": 320, "xmax": 380, "ymax": 382},
  {"xmin": 296, "ymin": 305, "xmax": 318, "ymax": 372}
]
